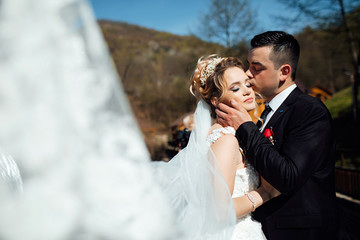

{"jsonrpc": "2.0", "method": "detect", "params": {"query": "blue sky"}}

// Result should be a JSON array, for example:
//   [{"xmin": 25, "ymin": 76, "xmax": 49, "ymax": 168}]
[{"xmin": 88, "ymin": 0, "xmax": 304, "ymax": 39}]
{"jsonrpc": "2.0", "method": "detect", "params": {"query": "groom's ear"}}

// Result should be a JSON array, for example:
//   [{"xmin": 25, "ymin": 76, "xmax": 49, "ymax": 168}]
[
  {"xmin": 211, "ymin": 97, "xmax": 218, "ymax": 107},
  {"xmin": 279, "ymin": 64, "xmax": 291, "ymax": 82}
]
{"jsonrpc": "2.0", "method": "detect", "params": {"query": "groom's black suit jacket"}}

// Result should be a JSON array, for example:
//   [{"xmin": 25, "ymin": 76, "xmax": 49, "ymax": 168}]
[{"xmin": 236, "ymin": 87, "xmax": 338, "ymax": 240}]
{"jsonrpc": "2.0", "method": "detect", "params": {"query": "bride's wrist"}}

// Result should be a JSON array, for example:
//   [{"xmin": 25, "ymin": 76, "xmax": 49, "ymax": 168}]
[{"xmin": 246, "ymin": 190, "xmax": 263, "ymax": 212}]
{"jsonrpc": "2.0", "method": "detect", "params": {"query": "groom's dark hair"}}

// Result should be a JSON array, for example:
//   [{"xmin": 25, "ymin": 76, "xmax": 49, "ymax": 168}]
[{"xmin": 250, "ymin": 31, "xmax": 300, "ymax": 80}]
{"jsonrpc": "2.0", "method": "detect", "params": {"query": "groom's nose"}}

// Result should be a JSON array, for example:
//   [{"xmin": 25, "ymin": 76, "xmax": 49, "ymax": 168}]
[{"xmin": 246, "ymin": 69, "xmax": 254, "ymax": 78}]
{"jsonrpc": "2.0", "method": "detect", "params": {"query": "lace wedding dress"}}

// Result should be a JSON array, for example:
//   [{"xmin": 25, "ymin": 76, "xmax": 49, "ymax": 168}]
[{"xmin": 207, "ymin": 127, "xmax": 267, "ymax": 240}]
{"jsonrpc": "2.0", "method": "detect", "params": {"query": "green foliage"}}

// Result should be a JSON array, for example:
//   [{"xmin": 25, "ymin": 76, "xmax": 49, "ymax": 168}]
[{"xmin": 325, "ymin": 86, "xmax": 359, "ymax": 118}]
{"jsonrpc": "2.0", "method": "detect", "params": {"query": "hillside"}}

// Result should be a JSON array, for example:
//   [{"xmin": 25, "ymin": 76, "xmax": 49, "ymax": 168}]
[
  {"xmin": 98, "ymin": 20, "xmax": 229, "ymax": 126},
  {"xmin": 97, "ymin": 20, "xmax": 233, "ymax": 158}
]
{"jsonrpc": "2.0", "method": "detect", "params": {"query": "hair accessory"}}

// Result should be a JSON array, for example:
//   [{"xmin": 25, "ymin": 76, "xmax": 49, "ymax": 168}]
[{"xmin": 200, "ymin": 57, "xmax": 224, "ymax": 86}]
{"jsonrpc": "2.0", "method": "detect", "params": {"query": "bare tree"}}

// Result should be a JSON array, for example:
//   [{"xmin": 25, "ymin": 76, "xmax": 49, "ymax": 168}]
[
  {"xmin": 198, "ymin": 0, "xmax": 256, "ymax": 47},
  {"xmin": 277, "ymin": 0, "xmax": 359, "ymax": 121},
  {"xmin": 276, "ymin": 0, "xmax": 360, "ymax": 27},
  {"xmin": 276, "ymin": 0, "xmax": 360, "ymax": 161}
]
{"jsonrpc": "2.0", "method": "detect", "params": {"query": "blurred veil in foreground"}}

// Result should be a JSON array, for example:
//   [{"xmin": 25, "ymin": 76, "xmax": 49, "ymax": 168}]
[{"xmin": 0, "ymin": 0, "xmax": 174, "ymax": 239}]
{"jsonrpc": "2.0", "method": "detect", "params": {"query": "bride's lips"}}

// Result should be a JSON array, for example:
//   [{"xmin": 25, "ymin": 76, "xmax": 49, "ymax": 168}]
[{"xmin": 244, "ymin": 97, "xmax": 254, "ymax": 103}]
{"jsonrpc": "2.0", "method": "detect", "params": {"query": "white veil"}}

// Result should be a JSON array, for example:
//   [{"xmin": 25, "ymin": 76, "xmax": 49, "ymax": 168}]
[
  {"xmin": 0, "ymin": 0, "xmax": 175, "ymax": 239},
  {"xmin": 153, "ymin": 100, "xmax": 236, "ymax": 240},
  {"xmin": 0, "ymin": 151, "xmax": 23, "ymax": 195}
]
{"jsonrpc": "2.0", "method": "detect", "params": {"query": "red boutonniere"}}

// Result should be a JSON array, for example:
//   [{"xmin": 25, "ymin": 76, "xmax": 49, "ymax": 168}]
[{"xmin": 263, "ymin": 127, "xmax": 275, "ymax": 145}]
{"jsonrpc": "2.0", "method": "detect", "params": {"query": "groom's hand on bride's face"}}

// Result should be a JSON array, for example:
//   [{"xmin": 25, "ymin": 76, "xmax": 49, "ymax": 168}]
[{"xmin": 215, "ymin": 100, "xmax": 252, "ymax": 130}]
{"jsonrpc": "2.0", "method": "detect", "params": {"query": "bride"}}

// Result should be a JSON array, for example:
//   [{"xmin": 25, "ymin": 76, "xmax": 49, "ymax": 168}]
[{"xmin": 153, "ymin": 55, "xmax": 280, "ymax": 239}]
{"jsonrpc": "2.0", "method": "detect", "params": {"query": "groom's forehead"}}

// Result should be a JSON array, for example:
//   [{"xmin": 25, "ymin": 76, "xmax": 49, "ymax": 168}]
[{"xmin": 248, "ymin": 47, "xmax": 273, "ymax": 64}]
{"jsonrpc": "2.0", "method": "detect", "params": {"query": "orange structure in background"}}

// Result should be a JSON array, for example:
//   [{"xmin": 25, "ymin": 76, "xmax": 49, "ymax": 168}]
[
  {"xmin": 248, "ymin": 98, "xmax": 265, "ymax": 122},
  {"xmin": 308, "ymin": 86, "xmax": 332, "ymax": 102}
]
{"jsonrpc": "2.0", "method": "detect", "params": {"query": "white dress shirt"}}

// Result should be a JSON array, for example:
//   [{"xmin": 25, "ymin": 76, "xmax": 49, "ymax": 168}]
[{"xmin": 260, "ymin": 84, "xmax": 297, "ymax": 132}]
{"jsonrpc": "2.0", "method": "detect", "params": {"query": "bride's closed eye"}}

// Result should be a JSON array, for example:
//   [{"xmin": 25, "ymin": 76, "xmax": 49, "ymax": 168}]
[
  {"xmin": 231, "ymin": 87, "xmax": 240, "ymax": 92},
  {"xmin": 245, "ymin": 80, "xmax": 253, "ymax": 88}
]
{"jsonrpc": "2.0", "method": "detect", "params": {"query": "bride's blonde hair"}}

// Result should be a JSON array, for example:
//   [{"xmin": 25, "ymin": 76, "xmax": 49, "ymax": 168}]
[{"xmin": 190, "ymin": 54, "xmax": 261, "ymax": 120}]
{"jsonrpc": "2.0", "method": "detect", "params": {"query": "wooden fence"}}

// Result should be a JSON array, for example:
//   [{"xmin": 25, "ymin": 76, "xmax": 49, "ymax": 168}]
[{"xmin": 335, "ymin": 167, "xmax": 360, "ymax": 200}]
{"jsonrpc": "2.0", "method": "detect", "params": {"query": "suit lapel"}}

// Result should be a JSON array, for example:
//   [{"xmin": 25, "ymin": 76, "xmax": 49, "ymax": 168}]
[{"xmin": 263, "ymin": 87, "xmax": 303, "ymax": 130}]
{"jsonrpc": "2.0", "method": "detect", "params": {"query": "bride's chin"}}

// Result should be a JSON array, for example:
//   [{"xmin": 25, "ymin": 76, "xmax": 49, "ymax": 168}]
[{"xmin": 246, "ymin": 106, "xmax": 256, "ymax": 112}]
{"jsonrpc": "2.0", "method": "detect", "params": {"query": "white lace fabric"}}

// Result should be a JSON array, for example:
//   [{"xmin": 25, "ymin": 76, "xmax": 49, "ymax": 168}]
[{"xmin": 206, "ymin": 126, "xmax": 236, "ymax": 145}]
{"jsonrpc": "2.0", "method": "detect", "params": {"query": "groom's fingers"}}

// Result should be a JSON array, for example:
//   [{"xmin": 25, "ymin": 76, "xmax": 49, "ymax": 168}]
[
  {"xmin": 215, "ymin": 104, "xmax": 229, "ymax": 118},
  {"xmin": 215, "ymin": 104, "xmax": 230, "ymax": 127},
  {"xmin": 217, "ymin": 103, "xmax": 238, "ymax": 128},
  {"xmin": 217, "ymin": 102, "xmax": 242, "ymax": 117},
  {"xmin": 216, "ymin": 101, "xmax": 252, "ymax": 129},
  {"xmin": 217, "ymin": 102, "xmax": 232, "ymax": 114}
]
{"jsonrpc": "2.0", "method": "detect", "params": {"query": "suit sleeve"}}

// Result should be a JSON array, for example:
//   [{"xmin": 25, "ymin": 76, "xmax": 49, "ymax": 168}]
[{"xmin": 236, "ymin": 101, "xmax": 334, "ymax": 195}]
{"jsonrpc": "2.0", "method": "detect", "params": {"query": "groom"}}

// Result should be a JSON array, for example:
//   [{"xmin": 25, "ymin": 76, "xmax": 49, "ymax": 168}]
[{"xmin": 216, "ymin": 31, "xmax": 337, "ymax": 240}]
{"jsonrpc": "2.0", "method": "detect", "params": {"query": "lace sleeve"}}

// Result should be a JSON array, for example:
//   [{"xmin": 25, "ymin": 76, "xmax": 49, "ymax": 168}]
[{"xmin": 207, "ymin": 126, "xmax": 236, "ymax": 145}]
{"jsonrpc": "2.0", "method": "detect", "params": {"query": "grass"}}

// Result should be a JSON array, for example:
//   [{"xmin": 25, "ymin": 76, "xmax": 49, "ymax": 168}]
[
  {"xmin": 335, "ymin": 155, "xmax": 360, "ymax": 170},
  {"xmin": 325, "ymin": 86, "xmax": 360, "ymax": 119}
]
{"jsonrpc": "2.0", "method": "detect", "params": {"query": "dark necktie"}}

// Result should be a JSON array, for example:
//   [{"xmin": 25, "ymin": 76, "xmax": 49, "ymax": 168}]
[{"xmin": 256, "ymin": 104, "xmax": 272, "ymax": 128}]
